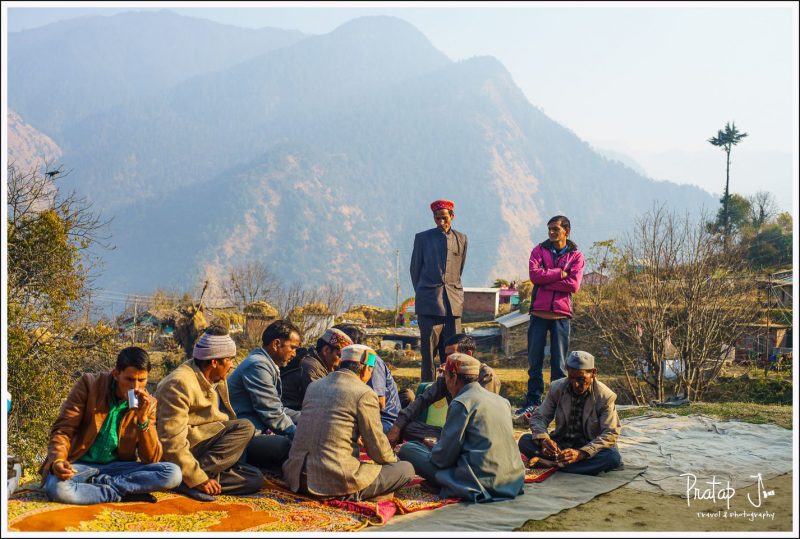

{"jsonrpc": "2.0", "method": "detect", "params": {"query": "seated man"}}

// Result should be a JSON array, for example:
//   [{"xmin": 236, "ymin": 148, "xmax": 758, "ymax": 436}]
[
  {"xmin": 332, "ymin": 323, "xmax": 402, "ymax": 434},
  {"xmin": 41, "ymin": 347, "xmax": 181, "ymax": 505},
  {"xmin": 227, "ymin": 320, "xmax": 302, "ymax": 471},
  {"xmin": 398, "ymin": 353, "xmax": 524, "ymax": 503},
  {"xmin": 280, "ymin": 328, "xmax": 353, "ymax": 411},
  {"xmin": 518, "ymin": 351, "xmax": 622, "ymax": 475},
  {"xmin": 387, "ymin": 333, "xmax": 501, "ymax": 445},
  {"xmin": 283, "ymin": 344, "xmax": 415, "ymax": 502},
  {"xmin": 367, "ymin": 351, "xmax": 402, "ymax": 434},
  {"xmin": 156, "ymin": 327, "xmax": 264, "ymax": 501}
]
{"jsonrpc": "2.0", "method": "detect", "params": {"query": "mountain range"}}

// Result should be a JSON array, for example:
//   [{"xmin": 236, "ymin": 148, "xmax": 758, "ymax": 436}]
[{"xmin": 7, "ymin": 11, "xmax": 716, "ymax": 306}]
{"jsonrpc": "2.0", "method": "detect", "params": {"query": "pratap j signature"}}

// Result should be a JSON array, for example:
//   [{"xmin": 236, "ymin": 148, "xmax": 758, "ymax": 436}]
[{"xmin": 681, "ymin": 472, "xmax": 775, "ymax": 509}]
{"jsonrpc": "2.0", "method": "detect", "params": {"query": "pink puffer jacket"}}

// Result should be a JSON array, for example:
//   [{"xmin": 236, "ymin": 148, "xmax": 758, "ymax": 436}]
[{"xmin": 528, "ymin": 240, "xmax": 585, "ymax": 317}]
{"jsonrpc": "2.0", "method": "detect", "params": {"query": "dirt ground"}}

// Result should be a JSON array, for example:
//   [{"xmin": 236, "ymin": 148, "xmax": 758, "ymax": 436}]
[{"xmin": 518, "ymin": 472, "xmax": 794, "ymax": 532}]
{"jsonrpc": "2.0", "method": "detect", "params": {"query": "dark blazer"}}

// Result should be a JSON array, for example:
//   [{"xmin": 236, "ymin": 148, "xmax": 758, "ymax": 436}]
[{"xmin": 409, "ymin": 227, "xmax": 468, "ymax": 317}]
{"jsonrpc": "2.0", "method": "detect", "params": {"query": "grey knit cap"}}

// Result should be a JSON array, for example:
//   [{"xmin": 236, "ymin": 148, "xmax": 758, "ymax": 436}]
[
  {"xmin": 566, "ymin": 351, "xmax": 595, "ymax": 370},
  {"xmin": 193, "ymin": 332, "xmax": 237, "ymax": 360}
]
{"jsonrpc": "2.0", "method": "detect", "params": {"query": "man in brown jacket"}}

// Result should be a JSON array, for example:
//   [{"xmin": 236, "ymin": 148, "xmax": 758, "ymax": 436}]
[
  {"xmin": 518, "ymin": 351, "xmax": 622, "ymax": 475},
  {"xmin": 41, "ymin": 347, "xmax": 182, "ymax": 504},
  {"xmin": 156, "ymin": 327, "xmax": 263, "ymax": 501},
  {"xmin": 282, "ymin": 344, "xmax": 415, "ymax": 501}
]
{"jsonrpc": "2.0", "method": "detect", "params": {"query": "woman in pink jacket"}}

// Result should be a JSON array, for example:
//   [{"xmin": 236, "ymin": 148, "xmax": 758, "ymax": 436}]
[{"xmin": 516, "ymin": 215, "xmax": 585, "ymax": 417}]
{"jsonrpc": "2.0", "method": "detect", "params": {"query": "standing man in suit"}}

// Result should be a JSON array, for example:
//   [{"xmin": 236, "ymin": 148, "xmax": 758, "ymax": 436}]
[{"xmin": 410, "ymin": 199, "xmax": 468, "ymax": 382}]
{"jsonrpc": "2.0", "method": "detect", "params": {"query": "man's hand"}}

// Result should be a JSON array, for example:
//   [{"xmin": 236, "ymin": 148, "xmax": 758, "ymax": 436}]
[
  {"xmin": 540, "ymin": 438, "xmax": 560, "ymax": 459},
  {"xmin": 386, "ymin": 425, "xmax": 402, "ymax": 446},
  {"xmin": 561, "ymin": 270, "xmax": 568, "ymax": 279},
  {"xmin": 196, "ymin": 479, "xmax": 222, "ymax": 496},
  {"xmin": 556, "ymin": 448, "xmax": 585, "ymax": 467},
  {"xmin": 134, "ymin": 389, "xmax": 155, "ymax": 425},
  {"xmin": 422, "ymin": 436, "xmax": 438, "ymax": 449},
  {"xmin": 52, "ymin": 459, "xmax": 75, "ymax": 480}
]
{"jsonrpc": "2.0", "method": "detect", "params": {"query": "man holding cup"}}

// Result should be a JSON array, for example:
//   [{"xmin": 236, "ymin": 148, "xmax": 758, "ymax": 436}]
[{"xmin": 40, "ymin": 347, "xmax": 182, "ymax": 504}]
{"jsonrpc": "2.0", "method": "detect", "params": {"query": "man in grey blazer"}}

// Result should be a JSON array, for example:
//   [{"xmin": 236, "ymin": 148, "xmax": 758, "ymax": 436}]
[
  {"xmin": 397, "ymin": 353, "xmax": 525, "ymax": 502},
  {"xmin": 410, "ymin": 199, "xmax": 468, "ymax": 382},
  {"xmin": 282, "ymin": 344, "xmax": 415, "ymax": 501},
  {"xmin": 518, "ymin": 351, "xmax": 623, "ymax": 475}
]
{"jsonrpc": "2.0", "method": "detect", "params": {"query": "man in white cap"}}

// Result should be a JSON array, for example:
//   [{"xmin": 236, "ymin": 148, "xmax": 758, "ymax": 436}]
[
  {"xmin": 282, "ymin": 344, "xmax": 415, "ymax": 501},
  {"xmin": 397, "ymin": 353, "xmax": 525, "ymax": 502},
  {"xmin": 156, "ymin": 326, "xmax": 263, "ymax": 501},
  {"xmin": 518, "ymin": 350, "xmax": 622, "ymax": 475}
]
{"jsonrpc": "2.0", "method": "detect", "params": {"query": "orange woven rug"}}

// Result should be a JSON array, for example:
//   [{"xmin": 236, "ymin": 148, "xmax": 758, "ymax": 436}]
[{"xmin": 7, "ymin": 477, "xmax": 458, "ymax": 532}]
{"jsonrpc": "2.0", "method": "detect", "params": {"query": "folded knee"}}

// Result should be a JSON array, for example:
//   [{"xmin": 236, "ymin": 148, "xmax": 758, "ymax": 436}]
[
  {"xmin": 160, "ymin": 462, "xmax": 183, "ymax": 489},
  {"xmin": 46, "ymin": 478, "xmax": 83, "ymax": 505},
  {"xmin": 398, "ymin": 461, "xmax": 416, "ymax": 481}
]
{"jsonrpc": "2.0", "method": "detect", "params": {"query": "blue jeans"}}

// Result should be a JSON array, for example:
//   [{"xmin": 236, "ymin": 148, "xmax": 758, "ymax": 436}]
[
  {"xmin": 44, "ymin": 460, "xmax": 182, "ymax": 505},
  {"xmin": 526, "ymin": 316, "xmax": 569, "ymax": 406}
]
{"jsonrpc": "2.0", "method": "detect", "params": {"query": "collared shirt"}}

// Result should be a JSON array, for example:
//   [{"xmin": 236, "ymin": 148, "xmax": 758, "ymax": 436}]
[
  {"xmin": 78, "ymin": 380, "xmax": 128, "ymax": 464},
  {"xmin": 367, "ymin": 356, "xmax": 401, "ymax": 427},
  {"xmin": 559, "ymin": 386, "xmax": 590, "ymax": 449}
]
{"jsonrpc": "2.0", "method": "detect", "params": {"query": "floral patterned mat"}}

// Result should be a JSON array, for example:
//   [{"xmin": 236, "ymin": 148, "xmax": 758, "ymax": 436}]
[{"xmin": 7, "ymin": 477, "xmax": 459, "ymax": 532}]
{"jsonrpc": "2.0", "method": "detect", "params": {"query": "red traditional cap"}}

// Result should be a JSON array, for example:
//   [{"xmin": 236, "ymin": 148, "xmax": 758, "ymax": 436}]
[{"xmin": 430, "ymin": 199, "xmax": 455, "ymax": 212}]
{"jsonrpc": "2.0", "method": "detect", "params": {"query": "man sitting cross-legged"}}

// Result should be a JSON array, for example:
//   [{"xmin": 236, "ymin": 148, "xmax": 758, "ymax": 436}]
[
  {"xmin": 282, "ymin": 344, "xmax": 415, "ymax": 502},
  {"xmin": 518, "ymin": 351, "xmax": 622, "ymax": 475},
  {"xmin": 156, "ymin": 327, "xmax": 264, "ymax": 501},
  {"xmin": 227, "ymin": 320, "xmax": 304, "ymax": 471},
  {"xmin": 41, "ymin": 347, "xmax": 182, "ymax": 505},
  {"xmin": 398, "ymin": 353, "xmax": 524, "ymax": 503},
  {"xmin": 387, "ymin": 333, "xmax": 500, "ymax": 446}
]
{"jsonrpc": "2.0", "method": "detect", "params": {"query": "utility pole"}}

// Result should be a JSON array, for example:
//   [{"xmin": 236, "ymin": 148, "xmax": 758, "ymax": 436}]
[
  {"xmin": 132, "ymin": 298, "xmax": 138, "ymax": 345},
  {"xmin": 764, "ymin": 273, "xmax": 772, "ymax": 378},
  {"xmin": 394, "ymin": 249, "xmax": 400, "ymax": 327}
]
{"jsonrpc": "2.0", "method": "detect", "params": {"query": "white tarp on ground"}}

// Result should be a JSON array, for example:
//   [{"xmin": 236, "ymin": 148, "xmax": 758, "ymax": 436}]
[
  {"xmin": 377, "ymin": 466, "xmax": 646, "ymax": 532},
  {"xmin": 375, "ymin": 413, "xmax": 793, "ymax": 532},
  {"xmin": 618, "ymin": 413, "xmax": 794, "ymax": 496}
]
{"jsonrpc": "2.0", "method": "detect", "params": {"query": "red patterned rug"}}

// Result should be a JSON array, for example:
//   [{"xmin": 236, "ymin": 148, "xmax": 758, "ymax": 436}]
[{"xmin": 7, "ymin": 475, "xmax": 460, "ymax": 532}]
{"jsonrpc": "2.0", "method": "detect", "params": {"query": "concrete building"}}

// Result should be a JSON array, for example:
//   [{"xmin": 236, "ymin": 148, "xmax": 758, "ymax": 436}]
[{"xmin": 463, "ymin": 287, "xmax": 500, "ymax": 322}]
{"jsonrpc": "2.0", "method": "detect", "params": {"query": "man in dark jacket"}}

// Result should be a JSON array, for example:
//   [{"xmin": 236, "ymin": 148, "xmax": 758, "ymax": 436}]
[
  {"xmin": 410, "ymin": 199, "xmax": 468, "ymax": 382},
  {"xmin": 281, "ymin": 327, "xmax": 353, "ymax": 410}
]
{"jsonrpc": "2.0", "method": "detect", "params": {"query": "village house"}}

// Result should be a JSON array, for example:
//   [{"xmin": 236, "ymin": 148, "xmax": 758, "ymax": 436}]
[{"xmin": 463, "ymin": 287, "xmax": 500, "ymax": 322}]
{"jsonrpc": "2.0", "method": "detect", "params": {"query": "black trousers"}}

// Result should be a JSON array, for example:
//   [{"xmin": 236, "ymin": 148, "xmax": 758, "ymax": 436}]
[
  {"xmin": 400, "ymin": 420, "xmax": 442, "ymax": 444},
  {"xmin": 244, "ymin": 433, "xmax": 292, "ymax": 472},
  {"xmin": 418, "ymin": 314, "xmax": 461, "ymax": 382}
]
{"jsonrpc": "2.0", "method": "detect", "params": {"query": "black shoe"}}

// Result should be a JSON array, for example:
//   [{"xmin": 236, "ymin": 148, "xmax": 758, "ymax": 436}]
[
  {"xmin": 120, "ymin": 492, "xmax": 158, "ymax": 503},
  {"xmin": 173, "ymin": 482, "xmax": 216, "ymax": 502}
]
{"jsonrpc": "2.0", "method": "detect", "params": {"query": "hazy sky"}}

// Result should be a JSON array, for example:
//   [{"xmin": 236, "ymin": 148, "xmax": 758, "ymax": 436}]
[{"xmin": 5, "ymin": 2, "xmax": 799, "ymax": 205}]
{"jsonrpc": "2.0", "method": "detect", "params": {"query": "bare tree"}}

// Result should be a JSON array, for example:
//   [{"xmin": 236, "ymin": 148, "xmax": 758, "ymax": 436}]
[
  {"xmin": 747, "ymin": 190, "xmax": 778, "ymax": 231},
  {"xmin": 221, "ymin": 260, "xmax": 281, "ymax": 311},
  {"xmin": 581, "ymin": 205, "xmax": 760, "ymax": 403}
]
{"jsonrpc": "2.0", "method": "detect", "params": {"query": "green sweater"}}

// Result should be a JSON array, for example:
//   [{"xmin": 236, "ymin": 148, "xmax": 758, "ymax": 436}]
[{"xmin": 78, "ymin": 381, "xmax": 129, "ymax": 464}]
